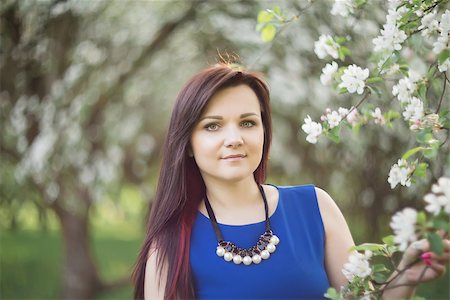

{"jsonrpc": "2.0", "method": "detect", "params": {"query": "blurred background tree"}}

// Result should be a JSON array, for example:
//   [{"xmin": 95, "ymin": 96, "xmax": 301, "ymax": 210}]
[{"xmin": 1, "ymin": 0, "xmax": 448, "ymax": 299}]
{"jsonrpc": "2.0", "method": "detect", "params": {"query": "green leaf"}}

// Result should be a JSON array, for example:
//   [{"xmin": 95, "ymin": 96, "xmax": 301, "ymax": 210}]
[
  {"xmin": 339, "ymin": 87, "xmax": 348, "ymax": 94},
  {"xmin": 399, "ymin": 64, "xmax": 409, "ymax": 72},
  {"xmin": 411, "ymin": 296, "xmax": 426, "ymax": 300},
  {"xmin": 366, "ymin": 77, "xmax": 383, "ymax": 84},
  {"xmin": 427, "ymin": 65, "xmax": 437, "ymax": 78},
  {"xmin": 417, "ymin": 211, "xmax": 427, "ymax": 225},
  {"xmin": 416, "ymin": 130, "xmax": 433, "ymax": 144},
  {"xmin": 260, "ymin": 24, "xmax": 276, "ymax": 42},
  {"xmin": 438, "ymin": 49, "xmax": 450, "ymax": 65},
  {"xmin": 255, "ymin": 22, "xmax": 266, "ymax": 32},
  {"xmin": 427, "ymin": 232, "xmax": 444, "ymax": 255},
  {"xmin": 373, "ymin": 263, "xmax": 390, "ymax": 273},
  {"xmin": 368, "ymin": 85, "xmax": 382, "ymax": 98},
  {"xmin": 382, "ymin": 235, "xmax": 395, "ymax": 246},
  {"xmin": 442, "ymin": 120, "xmax": 450, "ymax": 129},
  {"xmin": 338, "ymin": 46, "xmax": 350, "ymax": 61},
  {"xmin": 423, "ymin": 141, "xmax": 439, "ymax": 159},
  {"xmin": 324, "ymin": 287, "xmax": 340, "ymax": 300},
  {"xmin": 272, "ymin": 5, "xmax": 282, "ymax": 16},
  {"xmin": 373, "ymin": 272, "xmax": 387, "ymax": 283},
  {"xmin": 354, "ymin": 0, "xmax": 367, "ymax": 7},
  {"xmin": 335, "ymin": 36, "xmax": 346, "ymax": 44},
  {"xmin": 385, "ymin": 110, "xmax": 401, "ymax": 122},
  {"xmin": 402, "ymin": 147, "xmax": 424, "ymax": 160},
  {"xmin": 257, "ymin": 10, "xmax": 273, "ymax": 23},
  {"xmin": 433, "ymin": 219, "xmax": 450, "ymax": 231},
  {"xmin": 438, "ymin": 109, "xmax": 449, "ymax": 118},
  {"xmin": 413, "ymin": 162, "xmax": 428, "ymax": 178},
  {"xmin": 418, "ymin": 84, "xmax": 427, "ymax": 101},
  {"xmin": 353, "ymin": 243, "xmax": 385, "ymax": 252},
  {"xmin": 352, "ymin": 123, "xmax": 361, "ymax": 135},
  {"xmin": 326, "ymin": 126, "xmax": 341, "ymax": 143}
]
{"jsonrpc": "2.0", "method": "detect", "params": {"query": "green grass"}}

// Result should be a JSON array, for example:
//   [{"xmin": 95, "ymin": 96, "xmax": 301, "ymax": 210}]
[
  {"xmin": 0, "ymin": 229, "xmax": 142, "ymax": 300},
  {"xmin": 1, "ymin": 230, "xmax": 63, "ymax": 299}
]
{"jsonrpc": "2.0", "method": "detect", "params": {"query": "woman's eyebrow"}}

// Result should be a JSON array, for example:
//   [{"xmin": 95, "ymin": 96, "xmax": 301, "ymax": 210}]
[{"xmin": 199, "ymin": 112, "xmax": 259, "ymax": 121}]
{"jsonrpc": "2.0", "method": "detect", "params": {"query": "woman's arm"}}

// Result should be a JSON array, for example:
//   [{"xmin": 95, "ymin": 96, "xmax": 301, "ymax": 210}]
[
  {"xmin": 315, "ymin": 187, "xmax": 450, "ymax": 299},
  {"xmin": 144, "ymin": 248, "xmax": 168, "ymax": 300},
  {"xmin": 315, "ymin": 187, "xmax": 355, "ymax": 289}
]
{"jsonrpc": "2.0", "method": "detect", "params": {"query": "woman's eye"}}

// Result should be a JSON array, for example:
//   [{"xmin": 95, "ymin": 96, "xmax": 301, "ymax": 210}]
[
  {"xmin": 241, "ymin": 121, "xmax": 256, "ymax": 128},
  {"xmin": 205, "ymin": 123, "xmax": 219, "ymax": 131}
]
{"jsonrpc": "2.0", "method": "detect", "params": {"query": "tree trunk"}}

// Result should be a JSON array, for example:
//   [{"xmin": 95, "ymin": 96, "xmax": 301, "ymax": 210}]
[{"xmin": 54, "ymin": 206, "xmax": 103, "ymax": 300}]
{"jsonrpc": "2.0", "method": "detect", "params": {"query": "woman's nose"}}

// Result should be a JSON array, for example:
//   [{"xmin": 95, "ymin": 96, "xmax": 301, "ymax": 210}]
[{"xmin": 224, "ymin": 126, "xmax": 243, "ymax": 148}]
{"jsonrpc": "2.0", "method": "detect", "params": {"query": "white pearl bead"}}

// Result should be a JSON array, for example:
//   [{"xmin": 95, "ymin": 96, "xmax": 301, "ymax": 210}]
[
  {"xmin": 252, "ymin": 254, "xmax": 262, "ymax": 264},
  {"xmin": 233, "ymin": 255, "xmax": 242, "ymax": 264},
  {"xmin": 216, "ymin": 246, "xmax": 225, "ymax": 257},
  {"xmin": 270, "ymin": 235, "xmax": 280, "ymax": 245},
  {"xmin": 261, "ymin": 250, "xmax": 270, "ymax": 259},
  {"xmin": 224, "ymin": 252, "xmax": 233, "ymax": 261},
  {"xmin": 267, "ymin": 243, "xmax": 276, "ymax": 253},
  {"xmin": 243, "ymin": 256, "xmax": 252, "ymax": 265}
]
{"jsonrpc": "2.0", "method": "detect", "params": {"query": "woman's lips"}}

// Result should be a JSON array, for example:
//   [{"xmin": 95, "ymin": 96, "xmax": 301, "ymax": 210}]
[{"xmin": 222, "ymin": 154, "xmax": 246, "ymax": 161}]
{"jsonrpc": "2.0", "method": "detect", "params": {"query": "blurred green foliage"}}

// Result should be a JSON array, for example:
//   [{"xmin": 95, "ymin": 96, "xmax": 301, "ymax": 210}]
[{"xmin": 1, "ymin": 228, "xmax": 141, "ymax": 300}]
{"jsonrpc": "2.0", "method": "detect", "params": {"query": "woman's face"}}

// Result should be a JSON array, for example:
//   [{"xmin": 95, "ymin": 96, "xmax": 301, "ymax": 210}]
[{"xmin": 190, "ymin": 84, "xmax": 264, "ymax": 184}]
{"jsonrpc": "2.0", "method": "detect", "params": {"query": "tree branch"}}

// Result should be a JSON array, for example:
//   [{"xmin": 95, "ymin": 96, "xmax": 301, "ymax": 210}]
[{"xmin": 86, "ymin": 1, "xmax": 202, "ymax": 127}]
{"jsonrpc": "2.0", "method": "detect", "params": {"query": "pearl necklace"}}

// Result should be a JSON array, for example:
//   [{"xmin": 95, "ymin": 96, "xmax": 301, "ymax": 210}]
[{"xmin": 204, "ymin": 184, "xmax": 280, "ymax": 265}]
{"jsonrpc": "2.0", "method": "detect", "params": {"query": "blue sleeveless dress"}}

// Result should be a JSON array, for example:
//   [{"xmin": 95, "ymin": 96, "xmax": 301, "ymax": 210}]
[{"xmin": 190, "ymin": 184, "xmax": 330, "ymax": 299}]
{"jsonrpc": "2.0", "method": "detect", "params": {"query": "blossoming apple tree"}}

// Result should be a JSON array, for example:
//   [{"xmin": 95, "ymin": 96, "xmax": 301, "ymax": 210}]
[{"xmin": 257, "ymin": 0, "xmax": 449, "ymax": 298}]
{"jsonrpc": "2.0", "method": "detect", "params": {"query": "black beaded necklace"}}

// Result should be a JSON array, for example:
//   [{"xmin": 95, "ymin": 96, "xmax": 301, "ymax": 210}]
[{"xmin": 204, "ymin": 184, "xmax": 280, "ymax": 265}]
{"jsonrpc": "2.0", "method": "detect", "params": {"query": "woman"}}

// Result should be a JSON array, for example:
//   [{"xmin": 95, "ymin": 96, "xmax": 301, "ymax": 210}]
[{"xmin": 132, "ymin": 63, "xmax": 449, "ymax": 299}]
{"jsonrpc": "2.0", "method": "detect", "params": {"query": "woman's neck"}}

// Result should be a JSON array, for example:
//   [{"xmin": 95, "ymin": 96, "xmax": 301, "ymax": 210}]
[{"xmin": 203, "ymin": 177, "xmax": 261, "ymax": 211}]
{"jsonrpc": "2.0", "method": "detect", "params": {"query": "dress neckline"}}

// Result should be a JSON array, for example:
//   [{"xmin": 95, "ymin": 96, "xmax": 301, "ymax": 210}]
[{"xmin": 197, "ymin": 184, "xmax": 281, "ymax": 228}]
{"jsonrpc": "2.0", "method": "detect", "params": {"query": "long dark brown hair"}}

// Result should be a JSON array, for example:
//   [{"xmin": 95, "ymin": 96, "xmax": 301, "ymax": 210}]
[{"xmin": 131, "ymin": 63, "xmax": 272, "ymax": 299}]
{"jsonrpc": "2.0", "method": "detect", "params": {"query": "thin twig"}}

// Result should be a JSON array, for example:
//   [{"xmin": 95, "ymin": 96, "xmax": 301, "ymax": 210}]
[
  {"xmin": 341, "ymin": 88, "xmax": 372, "ymax": 122},
  {"xmin": 381, "ymin": 265, "xmax": 429, "ymax": 292}
]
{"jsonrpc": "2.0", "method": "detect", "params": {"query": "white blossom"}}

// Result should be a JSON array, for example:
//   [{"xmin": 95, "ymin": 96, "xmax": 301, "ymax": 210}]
[
  {"xmin": 371, "ymin": 107, "xmax": 385, "ymax": 125},
  {"xmin": 438, "ymin": 58, "xmax": 450, "ymax": 72},
  {"xmin": 418, "ymin": 11, "xmax": 439, "ymax": 38},
  {"xmin": 338, "ymin": 107, "xmax": 349, "ymax": 118},
  {"xmin": 387, "ymin": 159, "xmax": 411, "ymax": 189},
  {"xmin": 50, "ymin": 2, "xmax": 69, "ymax": 16},
  {"xmin": 390, "ymin": 208, "xmax": 418, "ymax": 251},
  {"xmin": 373, "ymin": 23, "xmax": 407, "ymax": 52},
  {"xmin": 381, "ymin": 63, "xmax": 400, "ymax": 76},
  {"xmin": 432, "ymin": 34, "xmax": 449, "ymax": 54},
  {"xmin": 402, "ymin": 97, "xmax": 424, "ymax": 122},
  {"xmin": 440, "ymin": 10, "xmax": 450, "ymax": 34},
  {"xmin": 320, "ymin": 61, "xmax": 339, "ymax": 86},
  {"xmin": 331, "ymin": 0, "xmax": 354, "ymax": 18},
  {"xmin": 27, "ymin": 130, "xmax": 57, "ymax": 174},
  {"xmin": 314, "ymin": 35, "xmax": 340, "ymax": 59},
  {"xmin": 373, "ymin": 9, "xmax": 407, "ymax": 53},
  {"xmin": 302, "ymin": 115, "xmax": 323, "ymax": 144},
  {"xmin": 45, "ymin": 181, "xmax": 60, "ymax": 201},
  {"xmin": 338, "ymin": 64, "xmax": 369, "ymax": 94},
  {"xmin": 342, "ymin": 251, "xmax": 372, "ymax": 281},
  {"xmin": 75, "ymin": 40, "xmax": 105, "ymax": 66},
  {"xmin": 424, "ymin": 177, "xmax": 450, "ymax": 215},
  {"xmin": 392, "ymin": 71, "xmax": 421, "ymax": 103},
  {"xmin": 346, "ymin": 107, "xmax": 359, "ymax": 126},
  {"xmin": 326, "ymin": 110, "xmax": 342, "ymax": 128},
  {"xmin": 387, "ymin": 0, "xmax": 402, "ymax": 10}
]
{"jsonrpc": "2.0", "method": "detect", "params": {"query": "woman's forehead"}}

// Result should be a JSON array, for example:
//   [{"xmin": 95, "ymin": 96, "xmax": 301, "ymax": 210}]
[{"xmin": 201, "ymin": 85, "xmax": 261, "ymax": 116}]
